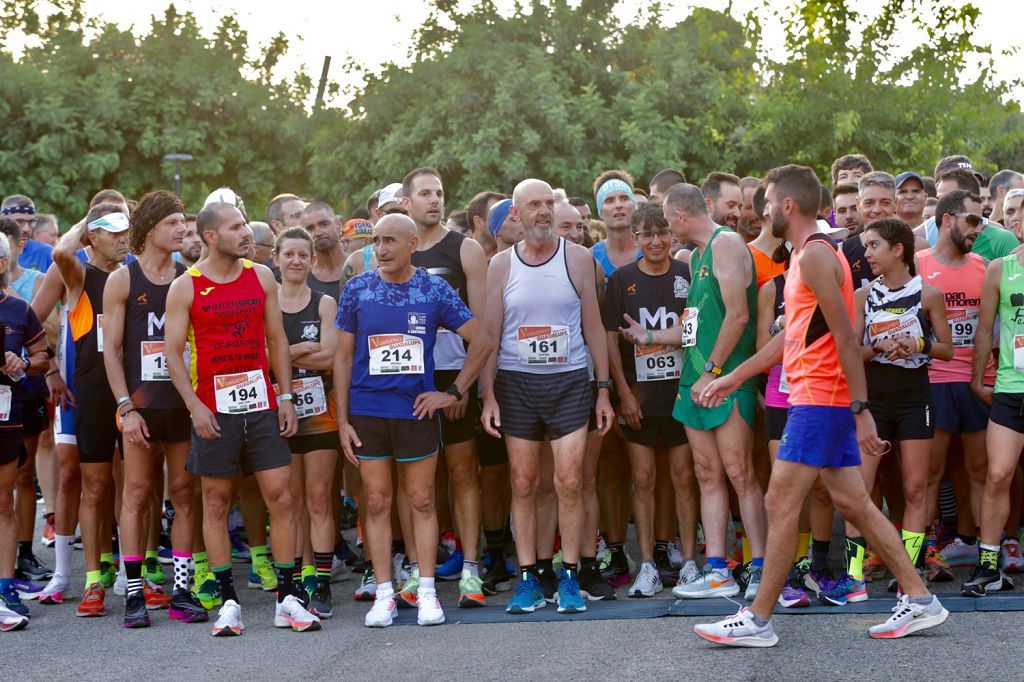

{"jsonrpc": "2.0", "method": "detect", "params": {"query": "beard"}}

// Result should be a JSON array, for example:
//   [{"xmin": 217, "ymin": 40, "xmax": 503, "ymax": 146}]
[
  {"xmin": 950, "ymin": 226, "xmax": 974, "ymax": 254},
  {"xmin": 770, "ymin": 213, "xmax": 788, "ymax": 239}
]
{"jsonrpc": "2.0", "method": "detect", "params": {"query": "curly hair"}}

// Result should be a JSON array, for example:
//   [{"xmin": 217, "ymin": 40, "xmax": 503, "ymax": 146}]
[{"xmin": 130, "ymin": 190, "xmax": 184, "ymax": 254}]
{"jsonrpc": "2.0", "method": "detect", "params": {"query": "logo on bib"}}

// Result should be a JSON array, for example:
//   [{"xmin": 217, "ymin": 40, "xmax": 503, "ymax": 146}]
[
  {"xmin": 674, "ymin": 276, "xmax": 689, "ymax": 299},
  {"xmin": 301, "ymin": 324, "xmax": 318, "ymax": 340},
  {"xmin": 408, "ymin": 312, "xmax": 427, "ymax": 335}
]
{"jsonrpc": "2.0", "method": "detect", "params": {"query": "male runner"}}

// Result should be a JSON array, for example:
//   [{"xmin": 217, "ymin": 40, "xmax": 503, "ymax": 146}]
[
  {"xmin": 623, "ymin": 183, "xmax": 766, "ymax": 600},
  {"xmin": 648, "ymin": 169, "xmax": 687, "ymax": 204},
  {"xmin": 844, "ymin": 172, "xmax": 896, "ymax": 288},
  {"xmin": 591, "ymin": 170, "xmax": 641, "ymax": 275},
  {"xmin": 701, "ymin": 172, "xmax": 743, "ymax": 232},
  {"xmin": 691, "ymin": 163, "xmax": 947, "ymax": 647},
  {"xmin": 481, "ymin": 178, "xmax": 614, "ymax": 615},
  {"xmin": 895, "ymin": 172, "xmax": 927, "ymax": 228},
  {"xmin": 303, "ymin": 202, "xmax": 346, "ymax": 300},
  {"xmin": 180, "ymin": 215, "xmax": 202, "ymax": 268},
  {"xmin": 102, "ymin": 191, "xmax": 207, "ymax": 627},
  {"xmin": 164, "ymin": 202, "xmax": 319, "ymax": 636},
  {"xmin": 267, "ymin": 193, "xmax": 306, "ymax": 235},
  {"xmin": 336, "ymin": 213, "xmax": 491, "ymax": 627},
  {"xmin": 403, "ymin": 167, "xmax": 490, "ymax": 608}
]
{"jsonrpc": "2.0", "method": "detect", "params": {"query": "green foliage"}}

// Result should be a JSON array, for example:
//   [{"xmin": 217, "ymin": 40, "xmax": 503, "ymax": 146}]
[{"xmin": 2, "ymin": 0, "xmax": 1022, "ymax": 225}]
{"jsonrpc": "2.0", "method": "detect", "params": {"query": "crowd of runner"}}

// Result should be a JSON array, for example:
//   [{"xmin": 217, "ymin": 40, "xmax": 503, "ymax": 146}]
[{"xmin": 1, "ymin": 152, "xmax": 1024, "ymax": 647}]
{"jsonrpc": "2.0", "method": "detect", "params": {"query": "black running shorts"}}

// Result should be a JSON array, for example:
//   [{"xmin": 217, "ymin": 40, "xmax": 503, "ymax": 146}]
[
  {"xmin": 187, "ymin": 410, "xmax": 292, "ymax": 478},
  {"xmin": 349, "ymin": 414, "xmax": 440, "ymax": 463},
  {"xmin": 433, "ymin": 370, "xmax": 479, "ymax": 445},
  {"xmin": 75, "ymin": 381, "xmax": 121, "ymax": 464},
  {"xmin": 620, "ymin": 415, "xmax": 688, "ymax": 448},
  {"xmin": 494, "ymin": 368, "xmax": 591, "ymax": 441}
]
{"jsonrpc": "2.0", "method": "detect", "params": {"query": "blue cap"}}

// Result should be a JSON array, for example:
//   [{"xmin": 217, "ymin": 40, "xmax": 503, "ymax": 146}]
[
  {"xmin": 894, "ymin": 171, "xmax": 924, "ymax": 189},
  {"xmin": 488, "ymin": 199, "xmax": 513, "ymax": 236}
]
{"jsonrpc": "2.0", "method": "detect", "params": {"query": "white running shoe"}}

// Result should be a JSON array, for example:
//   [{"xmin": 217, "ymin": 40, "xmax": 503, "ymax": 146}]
[
  {"xmin": 416, "ymin": 588, "xmax": 445, "ymax": 626},
  {"xmin": 211, "ymin": 599, "xmax": 244, "ymax": 637},
  {"xmin": 595, "ymin": 536, "xmax": 609, "ymax": 565},
  {"xmin": 693, "ymin": 607, "xmax": 779, "ymax": 648},
  {"xmin": 331, "ymin": 556, "xmax": 351, "ymax": 583},
  {"xmin": 274, "ymin": 594, "xmax": 322, "ymax": 632},
  {"xmin": 628, "ymin": 562, "xmax": 663, "ymax": 598},
  {"xmin": 354, "ymin": 569, "xmax": 377, "ymax": 600},
  {"xmin": 677, "ymin": 560, "xmax": 700, "ymax": 586},
  {"xmin": 365, "ymin": 589, "xmax": 397, "ymax": 628},
  {"xmin": 113, "ymin": 570, "xmax": 128, "ymax": 596},
  {"xmin": 744, "ymin": 564, "xmax": 762, "ymax": 601},
  {"xmin": 39, "ymin": 573, "xmax": 71, "ymax": 604},
  {"xmin": 868, "ymin": 594, "xmax": 949, "ymax": 639},
  {"xmin": 941, "ymin": 538, "xmax": 979, "ymax": 566},
  {"xmin": 1001, "ymin": 538, "xmax": 1024, "ymax": 573},
  {"xmin": 0, "ymin": 604, "xmax": 29, "ymax": 632},
  {"xmin": 667, "ymin": 542, "xmax": 683, "ymax": 569},
  {"xmin": 673, "ymin": 566, "xmax": 739, "ymax": 599}
]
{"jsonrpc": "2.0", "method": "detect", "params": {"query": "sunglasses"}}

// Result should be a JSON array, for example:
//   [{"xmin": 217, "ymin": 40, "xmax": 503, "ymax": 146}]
[{"xmin": 955, "ymin": 212, "xmax": 985, "ymax": 229}]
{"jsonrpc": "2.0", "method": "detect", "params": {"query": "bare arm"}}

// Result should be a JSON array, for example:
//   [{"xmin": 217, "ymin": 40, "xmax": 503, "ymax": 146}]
[
  {"xmin": 854, "ymin": 286, "xmax": 875, "ymax": 362},
  {"xmin": 461, "ymin": 237, "xmax": 488, "ymax": 320},
  {"xmin": 971, "ymin": 260, "xmax": 1000, "ymax": 404},
  {"xmin": 53, "ymin": 218, "xmax": 87, "ymax": 306},
  {"xmin": 164, "ymin": 273, "xmax": 222, "ymax": 439},
  {"xmin": 706, "ymin": 232, "xmax": 753, "ymax": 368},
  {"xmin": 755, "ymin": 278, "xmax": 777, "ymax": 351},
  {"xmin": 258, "ymin": 266, "xmax": 297, "ymax": 437},
  {"xmin": 414, "ymin": 317, "xmax": 494, "ymax": 421},
  {"xmin": 479, "ymin": 251, "xmax": 510, "ymax": 436},
  {"xmin": 339, "ymin": 249, "xmax": 365, "ymax": 291},
  {"xmin": 31, "ymin": 263, "xmax": 67, "ymax": 322},
  {"xmin": 923, "ymin": 284, "xmax": 954, "ymax": 362},
  {"xmin": 292, "ymin": 295, "xmax": 339, "ymax": 371},
  {"xmin": 100, "ymin": 268, "xmax": 131, "ymax": 402},
  {"xmin": 570, "ymin": 243, "xmax": 613, "ymax": 434},
  {"xmin": 334, "ymin": 330, "xmax": 361, "ymax": 465}
]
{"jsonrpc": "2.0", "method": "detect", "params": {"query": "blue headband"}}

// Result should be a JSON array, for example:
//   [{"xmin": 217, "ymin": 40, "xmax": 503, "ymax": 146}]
[
  {"xmin": 595, "ymin": 179, "xmax": 634, "ymax": 212},
  {"xmin": 488, "ymin": 199, "xmax": 513, "ymax": 236},
  {"xmin": 1, "ymin": 204, "xmax": 34, "ymax": 216}
]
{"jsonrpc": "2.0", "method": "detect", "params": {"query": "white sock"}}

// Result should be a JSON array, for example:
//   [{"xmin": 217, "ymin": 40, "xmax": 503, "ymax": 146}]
[
  {"xmin": 55, "ymin": 534, "xmax": 74, "ymax": 576},
  {"xmin": 419, "ymin": 576, "xmax": 435, "ymax": 590},
  {"xmin": 173, "ymin": 554, "xmax": 191, "ymax": 591},
  {"xmin": 376, "ymin": 581, "xmax": 394, "ymax": 595}
]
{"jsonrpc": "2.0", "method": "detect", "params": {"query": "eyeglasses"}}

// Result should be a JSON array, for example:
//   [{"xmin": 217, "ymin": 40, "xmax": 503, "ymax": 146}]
[
  {"xmin": 955, "ymin": 212, "xmax": 985, "ymax": 229},
  {"xmin": 633, "ymin": 227, "xmax": 671, "ymax": 240}
]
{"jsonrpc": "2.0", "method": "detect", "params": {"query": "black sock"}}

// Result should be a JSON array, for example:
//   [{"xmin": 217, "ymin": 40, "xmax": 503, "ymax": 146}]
[
  {"xmin": 580, "ymin": 556, "xmax": 597, "ymax": 570},
  {"xmin": 537, "ymin": 557, "xmax": 553, "ymax": 573},
  {"xmin": 958, "ymin": 534, "xmax": 977, "ymax": 546},
  {"xmin": 276, "ymin": 563, "xmax": 296, "ymax": 603},
  {"xmin": 811, "ymin": 539, "xmax": 830, "ymax": 572},
  {"xmin": 214, "ymin": 565, "xmax": 239, "ymax": 604},
  {"xmin": 520, "ymin": 564, "xmax": 537, "ymax": 579},
  {"xmin": 562, "ymin": 561, "xmax": 578, "ymax": 576},
  {"xmin": 292, "ymin": 557, "xmax": 303, "ymax": 584},
  {"xmin": 608, "ymin": 542, "xmax": 626, "ymax": 567},
  {"xmin": 392, "ymin": 539, "xmax": 405, "ymax": 555},
  {"xmin": 17, "ymin": 540, "xmax": 32, "ymax": 560}
]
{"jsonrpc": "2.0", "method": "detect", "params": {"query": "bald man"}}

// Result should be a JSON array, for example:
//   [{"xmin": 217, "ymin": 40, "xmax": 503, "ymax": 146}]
[
  {"xmin": 336, "ymin": 213, "xmax": 492, "ymax": 628},
  {"xmin": 480, "ymin": 178, "xmax": 614, "ymax": 616}
]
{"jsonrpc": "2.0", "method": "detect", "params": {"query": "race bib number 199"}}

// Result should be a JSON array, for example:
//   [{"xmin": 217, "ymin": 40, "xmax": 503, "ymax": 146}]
[
  {"xmin": 517, "ymin": 325, "xmax": 570, "ymax": 366},
  {"xmin": 948, "ymin": 308, "xmax": 978, "ymax": 348},
  {"xmin": 369, "ymin": 334, "xmax": 425, "ymax": 375},
  {"xmin": 214, "ymin": 370, "xmax": 270, "ymax": 414}
]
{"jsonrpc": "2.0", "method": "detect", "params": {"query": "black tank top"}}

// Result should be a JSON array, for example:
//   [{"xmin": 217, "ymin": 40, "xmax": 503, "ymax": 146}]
[
  {"xmin": 124, "ymin": 260, "xmax": 187, "ymax": 409},
  {"xmin": 307, "ymin": 272, "xmax": 341, "ymax": 301},
  {"xmin": 71, "ymin": 264, "xmax": 112, "ymax": 385},
  {"xmin": 281, "ymin": 290, "xmax": 336, "ymax": 435},
  {"xmin": 411, "ymin": 230, "xmax": 467, "ymax": 304}
]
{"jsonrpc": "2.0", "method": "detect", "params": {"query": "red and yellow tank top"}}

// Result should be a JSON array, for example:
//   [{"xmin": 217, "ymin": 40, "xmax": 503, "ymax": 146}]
[
  {"xmin": 187, "ymin": 261, "xmax": 277, "ymax": 415},
  {"xmin": 782, "ymin": 234, "xmax": 853, "ymax": 407}
]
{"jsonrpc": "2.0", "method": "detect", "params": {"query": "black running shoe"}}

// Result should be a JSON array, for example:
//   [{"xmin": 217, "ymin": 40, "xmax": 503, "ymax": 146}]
[
  {"xmin": 962, "ymin": 565, "xmax": 1010, "ymax": 597},
  {"xmin": 123, "ymin": 591, "xmax": 151, "ymax": 629},
  {"xmin": 169, "ymin": 587, "xmax": 209, "ymax": 623},
  {"xmin": 579, "ymin": 562, "xmax": 617, "ymax": 601},
  {"xmin": 654, "ymin": 553, "xmax": 678, "ymax": 587},
  {"xmin": 310, "ymin": 581, "xmax": 333, "ymax": 618},
  {"xmin": 537, "ymin": 566, "xmax": 559, "ymax": 604},
  {"xmin": 481, "ymin": 557, "xmax": 513, "ymax": 596},
  {"xmin": 16, "ymin": 552, "xmax": 53, "ymax": 582}
]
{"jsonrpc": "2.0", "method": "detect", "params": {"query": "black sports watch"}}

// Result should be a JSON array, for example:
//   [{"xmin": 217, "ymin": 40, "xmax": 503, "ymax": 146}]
[
  {"xmin": 703, "ymin": 360, "xmax": 722, "ymax": 376},
  {"xmin": 597, "ymin": 380, "xmax": 614, "ymax": 391},
  {"xmin": 850, "ymin": 400, "xmax": 871, "ymax": 415},
  {"xmin": 446, "ymin": 384, "xmax": 463, "ymax": 402}
]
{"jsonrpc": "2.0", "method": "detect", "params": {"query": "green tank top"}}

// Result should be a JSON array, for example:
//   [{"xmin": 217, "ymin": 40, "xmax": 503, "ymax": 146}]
[
  {"xmin": 680, "ymin": 226, "xmax": 758, "ymax": 389},
  {"xmin": 996, "ymin": 253, "xmax": 1024, "ymax": 394}
]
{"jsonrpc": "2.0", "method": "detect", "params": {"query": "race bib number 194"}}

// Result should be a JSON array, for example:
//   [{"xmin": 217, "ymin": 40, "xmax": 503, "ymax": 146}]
[{"xmin": 214, "ymin": 370, "xmax": 270, "ymax": 414}]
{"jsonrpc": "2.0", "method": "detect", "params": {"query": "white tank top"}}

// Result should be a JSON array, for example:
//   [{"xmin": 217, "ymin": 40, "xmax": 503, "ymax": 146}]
[{"xmin": 498, "ymin": 237, "xmax": 588, "ymax": 374}]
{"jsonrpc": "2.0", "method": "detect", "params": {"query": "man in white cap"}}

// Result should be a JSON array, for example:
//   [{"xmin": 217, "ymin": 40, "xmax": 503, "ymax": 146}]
[{"xmin": 341, "ymin": 184, "xmax": 405, "ymax": 288}]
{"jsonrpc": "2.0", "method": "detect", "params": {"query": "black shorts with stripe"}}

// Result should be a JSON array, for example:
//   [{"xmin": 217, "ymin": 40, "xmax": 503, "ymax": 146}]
[{"xmin": 494, "ymin": 368, "xmax": 591, "ymax": 442}]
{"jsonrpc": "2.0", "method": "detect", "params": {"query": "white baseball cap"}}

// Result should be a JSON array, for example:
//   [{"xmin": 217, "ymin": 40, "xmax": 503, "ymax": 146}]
[
  {"xmin": 88, "ymin": 212, "xmax": 131, "ymax": 233},
  {"xmin": 377, "ymin": 183, "xmax": 403, "ymax": 210}
]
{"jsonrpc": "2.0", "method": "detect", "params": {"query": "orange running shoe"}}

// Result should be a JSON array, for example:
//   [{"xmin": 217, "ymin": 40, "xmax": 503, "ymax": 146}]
[
  {"xmin": 862, "ymin": 548, "xmax": 887, "ymax": 582},
  {"xmin": 76, "ymin": 583, "xmax": 106, "ymax": 617},
  {"xmin": 144, "ymin": 581, "xmax": 171, "ymax": 610}
]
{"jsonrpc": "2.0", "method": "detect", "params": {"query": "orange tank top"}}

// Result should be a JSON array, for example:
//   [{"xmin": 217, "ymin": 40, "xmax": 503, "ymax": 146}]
[
  {"xmin": 782, "ymin": 234, "xmax": 853, "ymax": 407},
  {"xmin": 749, "ymin": 244, "xmax": 786, "ymax": 289}
]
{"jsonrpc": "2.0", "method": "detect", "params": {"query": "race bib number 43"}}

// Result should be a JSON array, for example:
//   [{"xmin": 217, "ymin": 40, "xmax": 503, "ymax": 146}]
[
  {"xmin": 214, "ymin": 370, "xmax": 270, "ymax": 414},
  {"xmin": 679, "ymin": 308, "xmax": 699, "ymax": 348},
  {"xmin": 634, "ymin": 344, "xmax": 681, "ymax": 382},
  {"xmin": 517, "ymin": 325, "xmax": 570, "ymax": 366},
  {"xmin": 369, "ymin": 334, "xmax": 424, "ymax": 375}
]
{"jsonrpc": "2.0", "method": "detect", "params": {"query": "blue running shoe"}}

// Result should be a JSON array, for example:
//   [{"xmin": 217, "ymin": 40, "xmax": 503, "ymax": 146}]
[
  {"xmin": 229, "ymin": 527, "xmax": 251, "ymax": 563},
  {"xmin": 506, "ymin": 573, "xmax": 546, "ymax": 614},
  {"xmin": 437, "ymin": 549, "xmax": 464, "ymax": 581},
  {"xmin": 819, "ymin": 573, "xmax": 867, "ymax": 606},
  {"xmin": 556, "ymin": 571, "xmax": 587, "ymax": 613},
  {"xmin": 1, "ymin": 582, "xmax": 29, "ymax": 617},
  {"xmin": 157, "ymin": 545, "xmax": 173, "ymax": 565},
  {"xmin": 13, "ymin": 578, "xmax": 44, "ymax": 601}
]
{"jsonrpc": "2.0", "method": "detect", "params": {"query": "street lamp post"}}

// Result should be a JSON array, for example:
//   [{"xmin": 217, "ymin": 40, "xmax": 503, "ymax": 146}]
[{"xmin": 162, "ymin": 153, "xmax": 194, "ymax": 198}]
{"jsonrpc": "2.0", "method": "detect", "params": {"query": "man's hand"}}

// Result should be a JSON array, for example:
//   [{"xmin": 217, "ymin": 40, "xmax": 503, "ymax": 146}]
[
  {"xmin": 481, "ymin": 397, "xmax": 502, "ymax": 438},
  {"xmin": 121, "ymin": 411, "xmax": 151, "ymax": 449},
  {"xmin": 443, "ymin": 391, "xmax": 469, "ymax": 421},
  {"xmin": 618, "ymin": 313, "xmax": 648, "ymax": 346},
  {"xmin": 595, "ymin": 392, "xmax": 614, "ymax": 436},
  {"xmin": 855, "ymin": 411, "xmax": 888, "ymax": 457},
  {"xmin": 697, "ymin": 371, "xmax": 742, "ymax": 408},
  {"xmin": 278, "ymin": 400, "xmax": 298, "ymax": 437},
  {"xmin": 339, "ymin": 422, "xmax": 362, "ymax": 467},
  {"xmin": 618, "ymin": 388, "xmax": 643, "ymax": 431},
  {"xmin": 2, "ymin": 351, "xmax": 24, "ymax": 377},
  {"xmin": 47, "ymin": 372, "xmax": 74, "ymax": 409},
  {"xmin": 413, "ymin": 391, "xmax": 456, "ymax": 420},
  {"xmin": 190, "ymin": 402, "xmax": 221, "ymax": 440},
  {"xmin": 971, "ymin": 382, "xmax": 994, "ymax": 406}
]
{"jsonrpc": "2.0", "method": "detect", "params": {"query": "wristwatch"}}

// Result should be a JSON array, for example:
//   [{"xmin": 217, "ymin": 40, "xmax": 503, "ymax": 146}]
[
  {"xmin": 703, "ymin": 360, "xmax": 722, "ymax": 376},
  {"xmin": 446, "ymin": 384, "xmax": 463, "ymax": 402},
  {"xmin": 597, "ymin": 380, "xmax": 613, "ymax": 391},
  {"xmin": 850, "ymin": 400, "xmax": 871, "ymax": 415}
]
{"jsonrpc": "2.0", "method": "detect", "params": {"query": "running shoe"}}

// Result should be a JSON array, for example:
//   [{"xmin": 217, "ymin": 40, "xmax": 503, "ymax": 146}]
[
  {"xmin": 667, "ymin": 541, "xmax": 683, "ymax": 569},
  {"xmin": 506, "ymin": 574, "xmax": 546, "ymax": 614},
  {"xmin": 744, "ymin": 564, "xmax": 762, "ymax": 601},
  {"xmin": 600, "ymin": 550, "xmax": 632, "ymax": 588},
  {"xmin": 247, "ymin": 560, "xmax": 278, "ymax": 591},
  {"xmin": 193, "ymin": 573, "xmax": 221, "ymax": 609},
  {"xmin": 397, "ymin": 569, "xmax": 419, "ymax": 608},
  {"xmin": 0, "ymin": 583, "xmax": 28, "ymax": 617},
  {"xmin": 157, "ymin": 545, "xmax": 173, "ymax": 565},
  {"xmin": 330, "ymin": 555, "xmax": 351, "ymax": 583},
  {"xmin": 76, "ymin": 582, "xmax": 106, "ymax": 617},
  {"xmin": 925, "ymin": 544, "xmax": 954, "ymax": 582},
  {"xmin": 654, "ymin": 553, "xmax": 678, "ymax": 587},
  {"xmin": 628, "ymin": 562, "xmax": 663, "ymax": 598},
  {"xmin": 459, "ymin": 569, "xmax": 486, "ymax": 608},
  {"xmin": 733, "ymin": 561, "xmax": 751, "ymax": 591},
  {"xmin": 595, "ymin": 536, "xmax": 609, "ymax": 565},
  {"xmin": 211, "ymin": 599, "xmax": 244, "ymax": 637},
  {"xmin": 13, "ymin": 578, "xmax": 44, "ymax": 600},
  {"xmin": 862, "ymin": 548, "xmax": 886, "ymax": 582},
  {"xmin": 144, "ymin": 557, "xmax": 166, "ymax": 585},
  {"xmin": 229, "ymin": 528, "xmax": 250, "ymax": 563},
  {"xmin": 41, "ymin": 513, "xmax": 56, "ymax": 548},
  {"xmin": 310, "ymin": 581, "xmax": 333, "ymax": 618},
  {"xmin": 74, "ymin": 535, "xmax": 84, "ymax": 550},
  {"xmin": 935, "ymin": 522, "xmax": 957, "ymax": 550},
  {"xmin": 579, "ymin": 561, "xmax": 616, "ymax": 600},
  {"xmin": 99, "ymin": 561, "xmax": 117, "ymax": 589},
  {"xmin": 941, "ymin": 537, "xmax": 979, "ymax": 566},
  {"xmin": 556, "ymin": 571, "xmax": 587, "ymax": 613},
  {"xmin": 114, "ymin": 568, "xmax": 127, "ymax": 596},
  {"xmin": 440, "ymin": 530, "xmax": 457, "ymax": 555},
  {"xmin": 672, "ymin": 566, "xmax": 739, "ymax": 599},
  {"xmin": 868, "ymin": 594, "xmax": 948, "ymax": 639},
  {"xmin": 1002, "ymin": 538, "xmax": 1024, "ymax": 573},
  {"xmin": 341, "ymin": 497, "xmax": 358, "ymax": 531},
  {"xmin": 0, "ymin": 604, "xmax": 29, "ymax": 631},
  {"xmin": 962, "ymin": 565, "xmax": 1013, "ymax": 597},
  {"xmin": 819, "ymin": 573, "xmax": 867, "ymax": 606},
  {"xmin": 436, "ymin": 549, "xmax": 464, "ymax": 581},
  {"xmin": 394, "ymin": 555, "xmax": 412, "ymax": 589},
  {"xmin": 354, "ymin": 569, "xmax": 377, "ymax": 601},
  {"xmin": 169, "ymin": 587, "xmax": 209, "ymax": 623},
  {"xmin": 778, "ymin": 573, "xmax": 811, "ymax": 608},
  {"xmin": 677, "ymin": 560, "xmax": 700, "ymax": 587},
  {"xmin": 537, "ymin": 565, "xmax": 559, "ymax": 603},
  {"xmin": 482, "ymin": 557, "xmax": 514, "ymax": 595},
  {"xmin": 302, "ymin": 574, "xmax": 318, "ymax": 600},
  {"xmin": 144, "ymin": 580, "xmax": 171, "ymax": 610},
  {"xmin": 38, "ymin": 573, "xmax": 71, "ymax": 605},
  {"xmin": 365, "ymin": 589, "xmax": 397, "ymax": 628},
  {"xmin": 275, "ymin": 594, "xmax": 322, "ymax": 632},
  {"xmin": 803, "ymin": 569, "xmax": 834, "ymax": 597},
  {"xmin": 16, "ymin": 552, "xmax": 53, "ymax": 582},
  {"xmin": 123, "ymin": 591, "xmax": 151, "ymax": 628},
  {"xmin": 417, "ymin": 588, "xmax": 445, "ymax": 625},
  {"xmin": 693, "ymin": 607, "xmax": 779, "ymax": 648}
]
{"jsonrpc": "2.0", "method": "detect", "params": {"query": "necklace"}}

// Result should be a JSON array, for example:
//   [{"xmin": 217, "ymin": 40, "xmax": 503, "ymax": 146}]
[{"xmin": 141, "ymin": 261, "xmax": 175, "ymax": 281}]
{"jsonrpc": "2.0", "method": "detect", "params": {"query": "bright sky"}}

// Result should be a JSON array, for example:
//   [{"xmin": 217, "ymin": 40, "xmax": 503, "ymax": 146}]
[{"xmin": 12, "ymin": 0, "xmax": 1024, "ymax": 106}]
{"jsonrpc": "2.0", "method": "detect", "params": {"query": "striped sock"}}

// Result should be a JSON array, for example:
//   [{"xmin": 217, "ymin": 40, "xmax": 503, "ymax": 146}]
[
  {"xmin": 314, "ymin": 552, "xmax": 333, "ymax": 582},
  {"xmin": 124, "ymin": 555, "xmax": 144, "ymax": 596},
  {"xmin": 275, "ymin": 562, "xmax": 296, "ymax": 602}
]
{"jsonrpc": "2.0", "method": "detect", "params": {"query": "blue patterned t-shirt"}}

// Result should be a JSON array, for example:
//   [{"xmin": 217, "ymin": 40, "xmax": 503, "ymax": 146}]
[{"xmin": 336, "ymin": 267, "xmax": 473, "ymax": 419}]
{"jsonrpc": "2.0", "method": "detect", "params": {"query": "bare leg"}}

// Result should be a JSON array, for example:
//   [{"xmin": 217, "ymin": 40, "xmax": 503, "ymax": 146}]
[
  {"xmin": 979, "ymin": 422, "xmax": 1024, "ymax": 546},
  {"xmin": 506, "ymin": 436, "xmax": 542, "ymax": 566},
  {"xmin": 550, "ymin": 426, "xmax": 587, "ymax": 565},
  {"xmin": 624, "ymin": 440, "xmax": 657, "ymax": 562},
  {"xmin": 15, "ymin": 434, "xmax": 39, "ymax": 544},
  {"xmin": 535, "ymin": 442, "xmax": 557, "ymax": 561},
  {"xmin": 580, "ymin": 430, "xmax": 601, "ymax": 559},
  {"xmin": 398, "ymin": 456, "xmax": 439, "ymax": 579},
  {"xmin": 79, "ymin": 462, "xmax": 113, "ymax": 574},
  {"xmin": 668, "ymin": 444, "xmax": 698, "ymax": 559},
  {"xmin": 360, "ymin": 460, "xmax": 393, "ymax": 583},
  {"xmin": 445, "ymin": 439, "xmax": 481, "ymax": 562}
]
